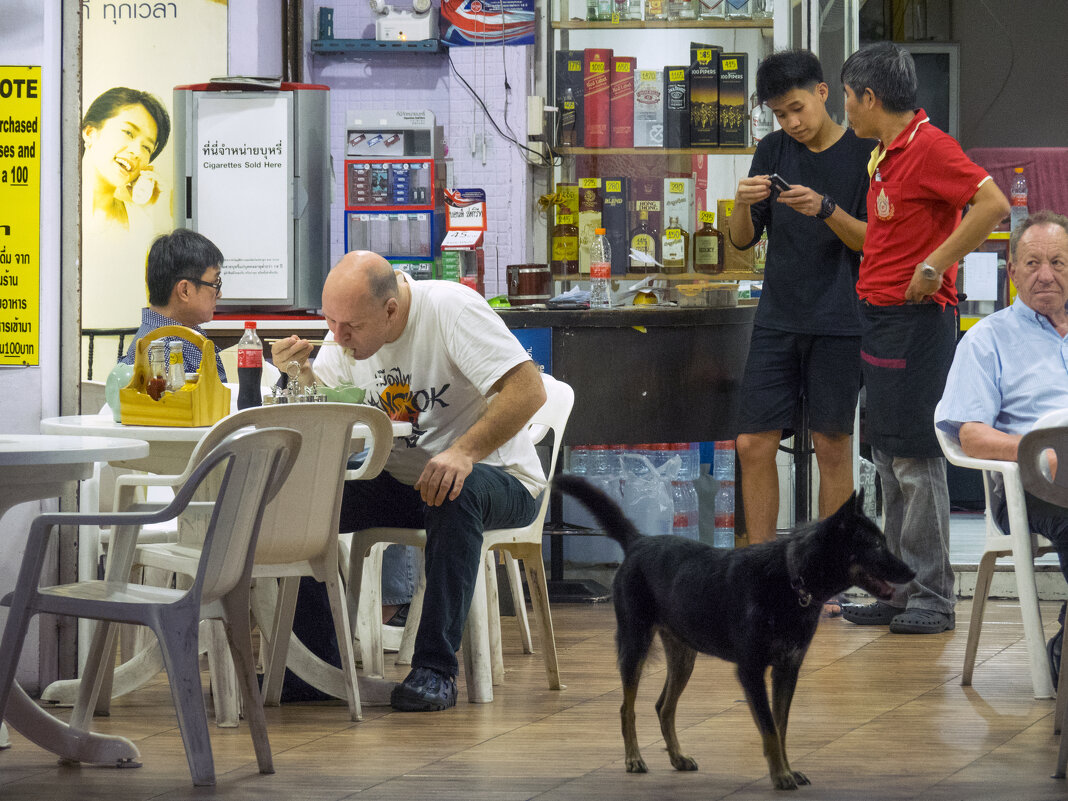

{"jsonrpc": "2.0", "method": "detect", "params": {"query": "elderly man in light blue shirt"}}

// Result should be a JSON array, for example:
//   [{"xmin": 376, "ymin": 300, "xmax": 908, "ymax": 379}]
[{"xmin": 936, "ymin": 209, "xmax": 1068, "ymax": 688}]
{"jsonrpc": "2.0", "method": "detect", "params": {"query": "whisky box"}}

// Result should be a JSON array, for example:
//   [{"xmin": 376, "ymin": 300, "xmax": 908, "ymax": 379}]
[
  {"xmin": 610, "ymin": 57, "xmax": 637, "ymax": 148},
  {"xmin": 577, "ymin": 177, "xmax": 603, "ymax": 275},
  {"xmin": 629, "ymin": 178, "xmax": 664, "ymax": 261},
  {"xmin": 555, "ymin": 182, "xmax": 580, "ymax": 225},
  {"xmin": 717, "ymin": 198, "xmax": 755, "ymax": 271},
  {"xmin": 718, "ymin": 52, "xmax": 747, "ymax": 147},
  {"xmin": 555, "ymin": 50, "xmax": 585, "ymax": 147},
  {"xmin": 663, "ymin": 177, "xmax": 695, "ymax": 236},
  {"xmin": 663, "ymin": 66, "xmax": 691, "ymax": 149},
  {"xmin": 689, "ymin": 43, "xmax": 721, "ymax": 146},
  {"xmin": 633, "ymin": 70, "xmax": 663, "ymax": 148},
  {"xmin": 602, "ymin": 177, "xmax": 629, "ymax": 275},
  {"xmin": 583, "ymin": 48, "xmax": 613, "ymax": 148}
]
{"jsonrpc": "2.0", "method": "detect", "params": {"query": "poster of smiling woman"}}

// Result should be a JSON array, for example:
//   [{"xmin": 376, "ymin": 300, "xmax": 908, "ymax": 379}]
[{"xmin": 80, "ymin": 0, "xmax": 227, "ymax": 342}]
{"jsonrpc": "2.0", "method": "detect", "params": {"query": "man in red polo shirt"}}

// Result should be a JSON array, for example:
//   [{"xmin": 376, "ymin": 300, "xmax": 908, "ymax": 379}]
[{"xmin": 838, "ymin": 42, "xmax": 1009, "ymax": 634}]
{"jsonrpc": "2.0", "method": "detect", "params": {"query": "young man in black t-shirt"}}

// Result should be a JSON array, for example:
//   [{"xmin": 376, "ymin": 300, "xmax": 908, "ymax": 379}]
[{"xmin": 727, "ymin": 51, "xmax": 873, "ymax": 602}]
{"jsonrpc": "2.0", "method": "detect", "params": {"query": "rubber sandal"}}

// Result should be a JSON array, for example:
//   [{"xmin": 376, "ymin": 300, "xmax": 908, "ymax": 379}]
[
  {"xmin": 842, "ymin": 600, "xmax": 902, "ymax": 625},
  {"xmin": 888, "ymin": 607, "xmax": 955, "ymax": 634}
]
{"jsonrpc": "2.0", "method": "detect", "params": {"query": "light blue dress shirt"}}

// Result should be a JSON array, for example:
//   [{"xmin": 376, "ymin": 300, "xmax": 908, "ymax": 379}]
[{"xmin": 936, "ymin": 297, "xmax": 1068, "ymax": 438}]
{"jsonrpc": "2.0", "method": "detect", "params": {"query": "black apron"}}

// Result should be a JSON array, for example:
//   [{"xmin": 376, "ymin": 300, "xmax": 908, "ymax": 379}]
[{"xmin": 861, "ymin": 301, "xmax": 958, "ymax": 458}]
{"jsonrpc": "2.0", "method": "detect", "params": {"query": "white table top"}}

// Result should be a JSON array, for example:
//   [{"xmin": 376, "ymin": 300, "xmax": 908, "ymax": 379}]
[
  {"xmin": 0, "ymin": 434, "xmax": 150, "ymax": 466},
  {"xmin": 41, "ymin": 413, "xmax": 412, "ymax": 441}
]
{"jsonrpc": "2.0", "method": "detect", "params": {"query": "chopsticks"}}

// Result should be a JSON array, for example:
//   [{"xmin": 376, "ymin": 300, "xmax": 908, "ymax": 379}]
[{"xmin": 265, "ymin": 338, "xmax": 340, "ymax": 346}]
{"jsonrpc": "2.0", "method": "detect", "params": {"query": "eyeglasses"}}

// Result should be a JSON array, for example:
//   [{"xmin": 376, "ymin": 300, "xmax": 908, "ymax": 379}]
[{"xmin": 188, "ymin": 277, "xmax": 223, "ymax": 296}]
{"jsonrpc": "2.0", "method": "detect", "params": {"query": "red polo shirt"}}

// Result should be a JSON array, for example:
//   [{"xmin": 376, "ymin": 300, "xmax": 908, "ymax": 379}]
[{"xmin": 858, "ymin": 110, "xmax": 992, "ymax": 307}]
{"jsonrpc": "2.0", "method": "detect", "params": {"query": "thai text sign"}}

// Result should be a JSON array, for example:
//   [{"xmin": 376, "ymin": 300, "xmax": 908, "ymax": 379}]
[{"xmin": 0, "ymin": 66, "xmax": 41, "ymax": 366}]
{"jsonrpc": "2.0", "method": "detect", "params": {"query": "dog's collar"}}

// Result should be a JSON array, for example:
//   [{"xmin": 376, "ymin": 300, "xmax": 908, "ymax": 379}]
[{"xmin": 785, "ymin": 538, "xmax": 813, "ymax": 608}]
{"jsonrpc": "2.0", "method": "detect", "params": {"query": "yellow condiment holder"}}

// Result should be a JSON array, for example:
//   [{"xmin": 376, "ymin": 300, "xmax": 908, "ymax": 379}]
[{"xmin": 119, "ymin": 325, "xmax": 230, "ymax": 427}]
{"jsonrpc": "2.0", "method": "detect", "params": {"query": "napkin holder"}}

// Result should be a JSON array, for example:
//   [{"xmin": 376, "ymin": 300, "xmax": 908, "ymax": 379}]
[{"xmin": 119, "ymin": 325, "xmax": 230, "ymax": 427}]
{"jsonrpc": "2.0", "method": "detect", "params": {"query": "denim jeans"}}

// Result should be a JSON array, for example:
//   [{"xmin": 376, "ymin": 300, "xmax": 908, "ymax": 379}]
[
  {"xmin": 338, "ymin": 466, "xmax": 538, "ymax": 677},
  {"xmin": 873, "ymin": 448, "xmax": 955, "ymax": 613}
]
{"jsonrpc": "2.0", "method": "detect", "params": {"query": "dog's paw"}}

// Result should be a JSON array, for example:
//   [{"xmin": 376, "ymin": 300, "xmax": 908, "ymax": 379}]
[
  {"xmin": 625, "ymin": 757, "xmax": 648, "ymax": 773},
  {"xmin": 669, "ymin": 753, "xmax": 698, "ymax": 771},
  {"xmin": 771, "ymin": 771, "xmax": 799, "ymax": 791},
  {"xmin": 791, "ymin": 770, "xmax": 810, "ymax": 786}
]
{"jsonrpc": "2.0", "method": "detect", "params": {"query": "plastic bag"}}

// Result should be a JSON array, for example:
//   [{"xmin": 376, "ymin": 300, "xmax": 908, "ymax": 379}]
[{"xmin": 620, "ymin": 453, "xmax": 680, "ymax": 537}]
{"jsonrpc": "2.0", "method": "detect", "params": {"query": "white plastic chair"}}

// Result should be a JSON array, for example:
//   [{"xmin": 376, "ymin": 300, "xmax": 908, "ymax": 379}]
[
  {"xmin": 123, "ymin": 403, "xmax": 394, "ymax": 722},
  {"xmin": 0, "ymin": 426, "xmax": 302, "ymax": 786},
  {"xmin": 342, "ymin": 373, "xmax": 574, "ymax": 702},
  {"xmin": 933, "ymin": 412, "xmax": 1055, "ymax": 699}
]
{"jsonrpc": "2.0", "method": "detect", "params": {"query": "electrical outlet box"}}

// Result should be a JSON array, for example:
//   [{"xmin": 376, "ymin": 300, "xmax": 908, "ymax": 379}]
[{"xmin": 527, "ymin": 95, "xmax": 545, "ymax": 140}]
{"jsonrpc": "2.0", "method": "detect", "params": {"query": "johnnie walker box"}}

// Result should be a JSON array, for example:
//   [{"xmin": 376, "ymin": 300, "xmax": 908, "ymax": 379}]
[
  {"xmin": 602, "ymin": 177, "xmax": 629, "ymax": 275},
  {"xmin": 583, "ymin": 48, "xmax": 613, "ymax": 148},
  {"xmin": 610, "ymin": 57, "xmax": 637, "ymax": 148},
  {"xmin": 718, "ymin": 52, "xmax": 748, "ymax": 147},
  {"xmin": 689, "ymin": 42, "xmax": 721, "ymax": 146},
  {"xmin": 555, "ymin": 50, "xmax": 585, "ymax": 147},
  {"xmin": 663, "ymin": 65, "xmax": 691, "ymax": 149}
]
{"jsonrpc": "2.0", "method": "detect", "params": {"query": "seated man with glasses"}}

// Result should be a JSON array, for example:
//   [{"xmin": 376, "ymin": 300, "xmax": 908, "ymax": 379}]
[{"xmin": 119, "ymin": 227, "xmax": 227, "ymax": 379}]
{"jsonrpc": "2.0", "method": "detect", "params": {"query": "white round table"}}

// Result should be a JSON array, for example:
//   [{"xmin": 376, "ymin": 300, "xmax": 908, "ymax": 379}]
[
  {"xmin": 0, "ymin": 434, "xmax": 149, "ymax": 765},
  {"xmin": 37, "ymin": 413, "xmax": 412, "ymax": 711}
]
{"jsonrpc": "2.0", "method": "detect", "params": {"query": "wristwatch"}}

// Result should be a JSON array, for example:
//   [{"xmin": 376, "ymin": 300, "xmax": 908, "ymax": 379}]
[
  {"xmin": 815, "ymin": 194, "xmax": 836, "ymax": 220},
  {"xmin": 920, "ymin": 262, "xmax": 940, "ymax": 282}
]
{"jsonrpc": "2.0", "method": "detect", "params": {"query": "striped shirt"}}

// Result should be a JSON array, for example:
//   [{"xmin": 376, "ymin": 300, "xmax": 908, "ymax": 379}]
[
  {"xmin": 120, "ymin": 308, "xmax": 227, "ymax": 382},
  {"xmin": 936, "ymin": 297, "xmax": 1068, "ymax": 437}
]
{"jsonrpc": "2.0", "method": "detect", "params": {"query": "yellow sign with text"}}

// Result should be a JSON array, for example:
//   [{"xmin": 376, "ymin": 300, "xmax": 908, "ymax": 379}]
[{"xmin": 0, "ymin": 66, "xmax": 41, "ymax": 366}]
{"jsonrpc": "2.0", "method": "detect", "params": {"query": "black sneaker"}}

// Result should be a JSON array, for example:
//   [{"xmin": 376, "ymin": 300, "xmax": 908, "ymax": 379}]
[{"xmin": 391, "ymin": 667, "xmax": 457, "ymax": 712}]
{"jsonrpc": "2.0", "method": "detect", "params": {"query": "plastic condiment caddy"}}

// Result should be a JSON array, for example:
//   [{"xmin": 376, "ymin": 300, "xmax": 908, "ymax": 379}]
[{"xmin": 119, "ymin": 325, "xmax": 230, "ymax": 427}]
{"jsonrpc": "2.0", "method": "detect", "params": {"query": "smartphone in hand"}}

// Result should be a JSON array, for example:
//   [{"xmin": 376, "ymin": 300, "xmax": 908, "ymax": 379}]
[{"xmin": 768, "ymin": 174, "xmax": 791, "ymax": 197}]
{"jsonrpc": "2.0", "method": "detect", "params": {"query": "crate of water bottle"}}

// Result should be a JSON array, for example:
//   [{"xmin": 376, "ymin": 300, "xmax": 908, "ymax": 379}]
[{"xmin": 666, "ymin": 442, "xmax": 700, "ymax": 481}]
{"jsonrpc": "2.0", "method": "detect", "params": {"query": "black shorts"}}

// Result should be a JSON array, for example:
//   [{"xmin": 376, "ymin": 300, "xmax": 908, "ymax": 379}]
[{"xmin": 737, "ymin": 325, "xmax": 862, "ymax": 436}]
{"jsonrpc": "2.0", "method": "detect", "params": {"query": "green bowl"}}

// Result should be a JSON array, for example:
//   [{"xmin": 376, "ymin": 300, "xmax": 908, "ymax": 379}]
[{"xmin": 320, "ymin": 384, "xmax": 366, "ymax": 404}]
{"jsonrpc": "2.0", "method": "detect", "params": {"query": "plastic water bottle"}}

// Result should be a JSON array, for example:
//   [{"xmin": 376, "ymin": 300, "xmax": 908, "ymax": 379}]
[
  {"xmin": 858, "ymin": 457, "xmax": 878, "ymax": 519},
  {"xmin": 714, "ymin": 478, "xmax": 735, "ymax": 548},
  {"xmin": 1010, "ymin": 167, "xmax": 1029, "ymax": 232},
  {"xmin": 713, "ymin": 439, "xmax": 736, "ymax": 481},
  {"xmin": 672, "ymin": 479, "xmax": 700, "ymax": 540},
  {"xmin": 237, "ymin": 321, "xmax": 263, "ymax": 410},
  {"xmin": 589, "ymin": 228, "xmax": 612, "ymax": 309},
  {"xmin": 568, "ymin": 445, "xmax": 589, "ymax": 478}
]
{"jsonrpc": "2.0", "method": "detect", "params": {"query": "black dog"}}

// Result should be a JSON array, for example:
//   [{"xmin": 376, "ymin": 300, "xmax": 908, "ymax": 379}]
[{"xmin": 554, "ymin": 476, "xmax": 914, "ymax": 791}]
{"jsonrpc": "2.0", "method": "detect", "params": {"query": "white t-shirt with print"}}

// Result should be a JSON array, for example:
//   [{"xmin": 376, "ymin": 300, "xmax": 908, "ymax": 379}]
[{"xmin": 313, "ymin": 273, "xmax": 546, "ymax": 496}]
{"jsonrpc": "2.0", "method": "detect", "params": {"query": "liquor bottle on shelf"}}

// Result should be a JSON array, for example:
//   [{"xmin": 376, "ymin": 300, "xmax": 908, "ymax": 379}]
[
  {"xmin": 560, "ymin": 87, "xmax": 577, "ymax": 146},
  {"xmin": 630, "ymin": 210, "xmax": 657, "ymax": 274},
  {"xmin": 597, "ymin": 0, "xmax": 614, "ymax": 20},
  {"xmin": 586, "ymin": 0, "xmax": 600, "ymax": 20},
  {"xmin": 693, "ymin": 212, "xmax": 725, "ymax": 274},
  {"xmin": 750, "ymin": 87, "xmax": 772, "ymax": 145},
  {"xmin": 726, "ymin": 0, "xmax": 751, "ymax": 18},
  {"xmin": 551, "ymin": 207, "xmax": 579, "ymax": 275},
  {"xmin": 698, "ymin": 0, "xmax": 726, "ymax": 17},
  {"xmin": 668, "ymin": 0, "xmax": 697, "ymax": 19},
  {"xmin": 626, "ymin": 0, "xmax": 644, "ymax": 18},
  {"xmin": 661, "ymin": 216, "xmax": 689, "ymax": 274},
  {"xmin": 645, "ymin": 0, "xmax": 667, "ymax": 21},
  {"xmin": 751, "ymin": 0, "xmax": 772, "ymax": 18}
]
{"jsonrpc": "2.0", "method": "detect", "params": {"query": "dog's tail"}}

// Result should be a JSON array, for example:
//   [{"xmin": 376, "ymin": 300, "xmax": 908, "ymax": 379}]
[{"xmin": 553, "ymin": 475, "xmax": 642, "ymax": 552}]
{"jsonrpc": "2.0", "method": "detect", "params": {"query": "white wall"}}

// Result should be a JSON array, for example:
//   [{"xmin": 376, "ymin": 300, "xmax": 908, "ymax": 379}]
[{"xmin": 0, "ymin": 0, "xmax": 63, "ymax": 689}]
